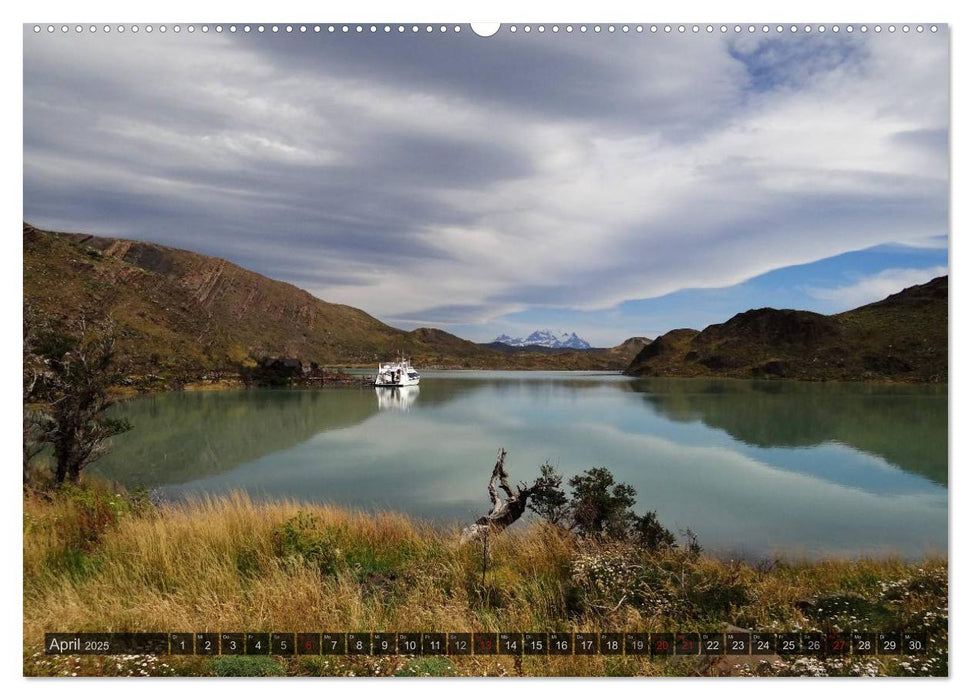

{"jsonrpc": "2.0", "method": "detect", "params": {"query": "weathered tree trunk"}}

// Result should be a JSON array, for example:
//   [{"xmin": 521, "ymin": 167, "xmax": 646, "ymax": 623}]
[
  {"xmin": 461, "ymin": 448, "xmax": 545, "ymax": 543},
  {"xmin": 53, "ymin": 437, "xmax": 70, "ymax": 485}
]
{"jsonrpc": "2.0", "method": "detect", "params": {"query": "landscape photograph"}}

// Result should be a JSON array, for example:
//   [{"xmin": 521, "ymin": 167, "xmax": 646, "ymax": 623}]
[{"xmin": 22, "ymin": 22, "xmax": 947, "ymax": 678}]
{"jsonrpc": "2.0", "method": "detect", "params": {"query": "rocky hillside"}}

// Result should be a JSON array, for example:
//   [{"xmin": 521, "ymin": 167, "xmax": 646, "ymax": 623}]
[
  {"xmin": 23, "ymin": 224, "xmax": 646, "ymax": 380},
  {"xmin": 625, "ymin": 276, "xmax": 947, "ymax": 383}
]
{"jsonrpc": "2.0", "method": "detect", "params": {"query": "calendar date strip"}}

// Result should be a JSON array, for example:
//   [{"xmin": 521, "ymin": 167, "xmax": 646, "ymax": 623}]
[{"xmin": 45, "ymin": 631, "xmax": 929, "ymax": 656}]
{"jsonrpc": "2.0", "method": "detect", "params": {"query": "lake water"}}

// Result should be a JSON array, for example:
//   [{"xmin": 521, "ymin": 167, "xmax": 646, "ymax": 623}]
[{"xmin": 93, "ymin": 372, "xmax": 947, "ymax": 560}]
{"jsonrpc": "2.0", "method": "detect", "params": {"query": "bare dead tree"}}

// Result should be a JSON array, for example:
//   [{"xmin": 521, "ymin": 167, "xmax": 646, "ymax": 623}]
[
  {"xmin": 461, "ymin": 448, "xmax": 560, "ymax": 543},
  {"xmin": 40, "ymin": 314, "xmax": 132, "ymax": 484},
  {"xmin": 23, "ymin": 303, "xmax": 49, "ymax": 485}
]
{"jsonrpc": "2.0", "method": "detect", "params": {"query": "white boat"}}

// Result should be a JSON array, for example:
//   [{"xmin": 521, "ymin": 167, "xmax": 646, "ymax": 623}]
[{"xmin": 374, "ymin": 356, "xmax": 420, "ymax": 387}]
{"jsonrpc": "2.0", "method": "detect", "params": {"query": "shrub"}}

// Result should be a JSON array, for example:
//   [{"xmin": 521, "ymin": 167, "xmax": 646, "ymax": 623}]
[
  {"xmin": 393, "ymin": 657, "xmax": 457, "ymax": 677},
  {"xmin": 569, "ymin": 467, "xmax": 637, "ymax": 539},
  {"xmin": 632, "ymin": 511, "xmax": 676, "ymax": 551},
  {"xmin": 296, "ymin": 656, "xmax": 341, "ymax": 676},
  {"xmin": 209, "ymin": 656, "xmax": 285, "ymax": 677},
  {"xmin": 680, "ymin": 559, "xmax": 752, "ymax": 618},
  {"xmin": 570, "ymin": 544, "xmax": 681, "ymax": 616},
  {"xmin": 527, "ymin": 463, "xmax": 569, "ymax": 526},
  {"xmin": 45, "ymin": 547, "xmax": 102, "ymax": 582},
  {"xmin": 528, "ymin": 465, "xmax": 679, "ymax": 551},
  {"xmin": 59, "ymin": 483, "xmax": 130, "ymax": 549},
  {"xmin": 271, "ymin": 512, "xmax": 340, "ymax": 575},
  {"xmin": 126, "ymin": 486, "xmax": 157, "ymax": 516}
]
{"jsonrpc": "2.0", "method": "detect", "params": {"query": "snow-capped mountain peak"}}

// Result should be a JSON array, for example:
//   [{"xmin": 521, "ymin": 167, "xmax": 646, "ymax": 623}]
[{"xmin": 492, "ymin": 329, "xmax": 592, "ymax": 350}]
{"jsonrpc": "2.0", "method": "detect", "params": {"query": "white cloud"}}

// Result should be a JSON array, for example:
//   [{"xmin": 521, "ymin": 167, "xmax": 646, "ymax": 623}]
[
  {"xmin": 23, "ymin": 30, "xmax": 949, "ymax": 334},
  {"xmin": 808, "ymin": 266, "xmax": 948, "ymax": 310}
]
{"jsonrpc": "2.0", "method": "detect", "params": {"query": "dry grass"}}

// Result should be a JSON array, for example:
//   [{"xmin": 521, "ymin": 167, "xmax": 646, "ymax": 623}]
[{"xmin": 23, "ymin": 484, "xmax": 947, "ymax": 677}]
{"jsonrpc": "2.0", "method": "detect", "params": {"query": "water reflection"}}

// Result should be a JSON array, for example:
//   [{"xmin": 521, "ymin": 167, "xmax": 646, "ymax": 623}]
[
  {"xmin": 92, "ymin": 373, "xmax": 947, "ymax": 559},
  {"xmin": 96, "ymin": 388, "xmax": 379, "ymax": 484},
  {"xmin": 375, "ymin": 386, "xmax": 419, "ymax": 411},
  {"xmin": 624, "ymin": 378, "xmax": 947, "ymax": 485}
]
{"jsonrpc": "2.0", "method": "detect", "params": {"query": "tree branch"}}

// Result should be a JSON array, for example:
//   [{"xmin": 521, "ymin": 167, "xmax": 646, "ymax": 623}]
[
  {"xmin": 461, "ymin": 448, "xmax": 558, "ymax": 543},
  {"xmin": 486, "ymin": 448, "xmax": 505, "ymax": 509}
]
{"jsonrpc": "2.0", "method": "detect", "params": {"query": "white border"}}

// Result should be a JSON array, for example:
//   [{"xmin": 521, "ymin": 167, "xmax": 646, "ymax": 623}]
[{"xmin": 4, "ymin": 1, "xmax": 965, "ymax": 698}]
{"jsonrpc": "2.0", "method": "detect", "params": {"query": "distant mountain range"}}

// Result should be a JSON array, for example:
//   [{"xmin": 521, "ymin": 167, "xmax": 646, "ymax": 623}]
[
  {"xmin": 23, "ymin": 224, "xmax": 648, "ymax": 384},
  {"xmin": 625, "ymin": 276, "xmax": 947, "ymax": 383},
  {"xmin": 493, "ymin": 330, "xmax": 592, "ymax": 350}
]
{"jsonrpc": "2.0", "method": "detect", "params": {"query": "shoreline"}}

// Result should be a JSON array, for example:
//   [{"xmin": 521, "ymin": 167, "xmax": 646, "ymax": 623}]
[{"xmin": 110, "ymin": 368, "xmax": 948, "ymax": 399}]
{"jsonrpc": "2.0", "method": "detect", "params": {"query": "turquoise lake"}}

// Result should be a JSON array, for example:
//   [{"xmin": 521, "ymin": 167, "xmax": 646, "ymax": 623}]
[{"xmin": 92, "ymin": 371, "xmax": 948, "ymax": 560}]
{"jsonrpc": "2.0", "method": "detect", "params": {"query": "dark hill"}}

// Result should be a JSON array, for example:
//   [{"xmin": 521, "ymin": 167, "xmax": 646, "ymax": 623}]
[{"xmin": 625, "ymin": 276, "xmax": 947, "ymax": 383}]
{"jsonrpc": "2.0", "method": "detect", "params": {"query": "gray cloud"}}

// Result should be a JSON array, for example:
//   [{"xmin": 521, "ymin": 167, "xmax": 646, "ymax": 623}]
[
  {"xmin": 238, "ymin": 30, "xmax": 746, "ymax": 137},
  {"xmin": 23, "ymin": 27, "xmax": 948, "ymax": 338}
]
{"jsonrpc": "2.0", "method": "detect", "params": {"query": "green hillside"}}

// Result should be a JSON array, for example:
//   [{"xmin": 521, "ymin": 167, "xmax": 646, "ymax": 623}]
[
  {"xmin": 23, "ymin": 224, "xmax": 646, "ymax": 381},
  {"xmin": 625, "ymin": 276, "xmax": 947, "ymax": 383}
]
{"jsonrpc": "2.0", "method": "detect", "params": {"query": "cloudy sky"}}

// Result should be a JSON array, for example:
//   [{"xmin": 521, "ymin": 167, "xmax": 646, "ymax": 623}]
[{"xmin": 23, "ymin": 24, "xmax": 948, "ymax": 346}]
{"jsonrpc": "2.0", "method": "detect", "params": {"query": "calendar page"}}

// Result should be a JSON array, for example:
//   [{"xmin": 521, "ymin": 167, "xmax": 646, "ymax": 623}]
[{"xmin": 22, "ymin": 19, "xmax": 948, "ymax": 680}]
